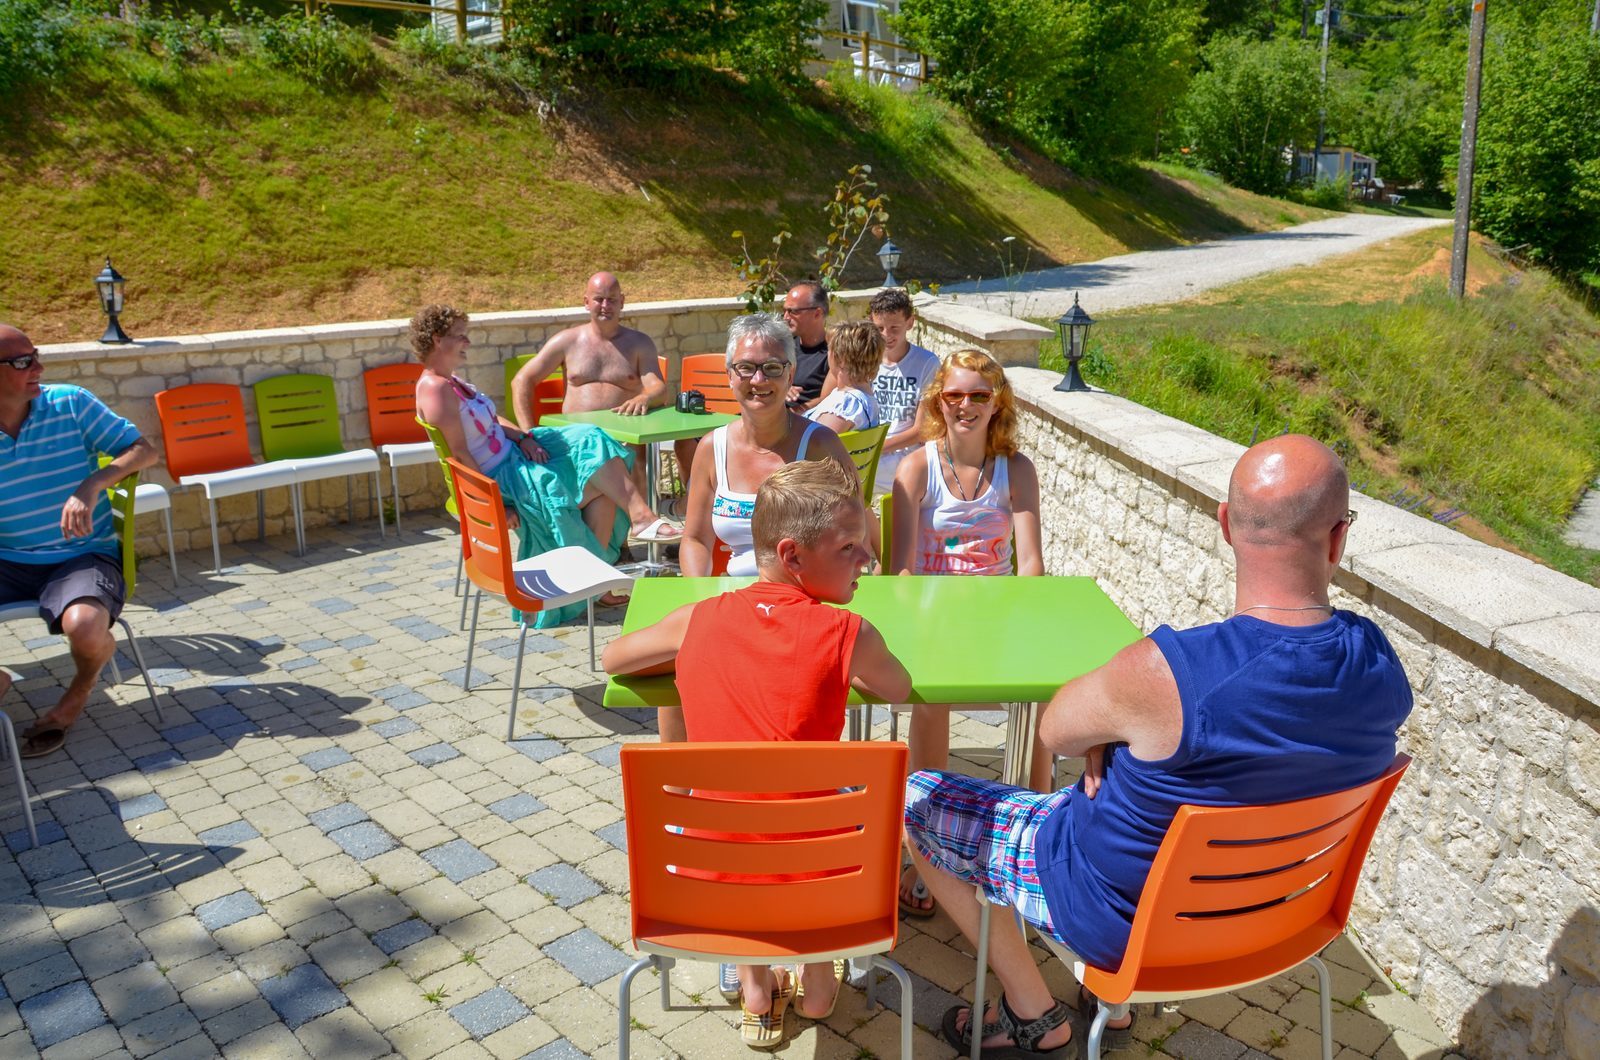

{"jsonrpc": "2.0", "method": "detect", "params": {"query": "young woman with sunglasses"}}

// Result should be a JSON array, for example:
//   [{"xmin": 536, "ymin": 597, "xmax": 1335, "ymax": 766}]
[{"xmin": 889, "ymin": 348, "xmax": 1045, "ymax": 917}]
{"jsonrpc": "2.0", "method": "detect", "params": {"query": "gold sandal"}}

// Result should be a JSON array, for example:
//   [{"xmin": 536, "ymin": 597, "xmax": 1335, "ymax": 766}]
[{"xmin": 739, "ymin": 968, "xmax": 793, "ymax": 1050}]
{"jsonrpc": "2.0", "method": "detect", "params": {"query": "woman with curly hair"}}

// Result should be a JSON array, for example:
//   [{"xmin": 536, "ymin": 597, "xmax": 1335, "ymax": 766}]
[
  {"xmin": 889, "ymin": 348, "xmax": 1045, "ymax": 916},
  {"xmin": 411, "ymin": 305, "xmax": 679, "ymax": 622}
]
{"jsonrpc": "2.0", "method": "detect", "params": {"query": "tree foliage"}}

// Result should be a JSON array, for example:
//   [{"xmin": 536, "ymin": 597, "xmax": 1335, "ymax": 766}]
[
  {"xmin": 1178, "ymin": 34, "xmax": 1320, "ymax": 192},
  {"xmin": 502, "ymin": 0, "xmax": 826, "ymax": 86}
]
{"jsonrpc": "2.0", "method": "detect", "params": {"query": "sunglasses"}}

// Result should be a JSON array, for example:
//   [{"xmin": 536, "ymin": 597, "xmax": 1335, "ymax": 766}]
[
  {"xmin": 1, "ymin": 353, "xmax": 39, "ymax": 371},
  {"xmin": 1343, "ymin": 509, "xmax": 1359, "ymax": 526},
  {"xmin": 939, "ymin": 390, "xmax": 994, "ymax": 406},
  {"xmin": 729, "ymin": 360, "xmax": 791, "ymax": 380}
]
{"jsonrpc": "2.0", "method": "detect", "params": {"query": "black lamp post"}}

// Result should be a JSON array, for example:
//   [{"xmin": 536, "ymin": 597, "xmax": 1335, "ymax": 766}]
[
  {"xmin": 95, "ymin": 257, "xmax": 132, "ymax": 344},
  {"xmin": 1054, "ymin": 292, "xmax": 1094, "ymax": 393},
  {"xmin": 877, "ymin": 239, "xmax": 902, "ymax": 288}
]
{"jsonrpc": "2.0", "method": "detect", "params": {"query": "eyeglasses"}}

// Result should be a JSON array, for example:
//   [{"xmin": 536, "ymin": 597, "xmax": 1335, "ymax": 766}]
[
  {"xmin": 1343, "ymin": 509, "xmax": 1359, "ymax": 526},
  {"xmin": 729, "ymin": 360, "xmax": 791, "ymax": 380},
  {"xmin": 781, "ymin": 305, "xmax": 821, "ymax": 316},
  {"xmin": 0, "ymin": 353, "xmax": 39, "ymax": 371},
  {"xmin": 939, "ymin": 390, "xmax": 994, "ymax": 406}
]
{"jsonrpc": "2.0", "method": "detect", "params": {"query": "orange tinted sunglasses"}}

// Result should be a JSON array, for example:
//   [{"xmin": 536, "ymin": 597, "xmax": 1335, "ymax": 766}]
[{"xmin": 939, "ymin": 390, "xmax": 994, "ymax": 406}]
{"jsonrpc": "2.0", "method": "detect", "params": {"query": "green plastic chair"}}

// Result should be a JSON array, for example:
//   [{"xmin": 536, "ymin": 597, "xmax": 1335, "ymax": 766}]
[
  {"xmin": 838, "ymin": 423, "xmax": 890, "ymax": 505},
  {"xmin": 252, "ymin": 373, "xmax": 385, "ymax": 550}
]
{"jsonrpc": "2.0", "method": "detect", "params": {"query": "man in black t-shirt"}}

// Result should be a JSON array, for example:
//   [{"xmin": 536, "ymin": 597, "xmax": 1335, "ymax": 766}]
[{"xmin": 781, "ymin": 281, "xmax": 830, "ymax": 409}]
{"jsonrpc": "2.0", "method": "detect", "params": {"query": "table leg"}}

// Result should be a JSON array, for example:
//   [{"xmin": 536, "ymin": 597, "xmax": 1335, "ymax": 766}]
[
  {"xmin": 645, "ymin": 443, "xmax": 663, "ymax": 569},
  {"xmin": 1001, "ymin": 701, "xmax": 1040, "ymax": 788}
]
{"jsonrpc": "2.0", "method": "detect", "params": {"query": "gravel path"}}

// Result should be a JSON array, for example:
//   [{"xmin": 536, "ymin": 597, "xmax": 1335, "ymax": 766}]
[{"xmin": 940, "ymin": 213, "xmax": 1452, "ymax": 318}]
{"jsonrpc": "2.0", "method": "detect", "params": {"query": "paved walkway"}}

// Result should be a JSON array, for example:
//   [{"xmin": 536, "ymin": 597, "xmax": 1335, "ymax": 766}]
[
  {"xmin": 941, "ymin": 214, "xmax": 1452, "ymax": 318},
  {"xmin": 0, "ymin": 520, "xmax": 1464, "ymax": 1059}
]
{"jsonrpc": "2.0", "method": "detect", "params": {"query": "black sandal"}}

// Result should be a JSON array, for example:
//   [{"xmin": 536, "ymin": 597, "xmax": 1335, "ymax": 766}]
[{"xmin": 941, "ymin": 993, "xmax": 1078, "ymax": 1058}]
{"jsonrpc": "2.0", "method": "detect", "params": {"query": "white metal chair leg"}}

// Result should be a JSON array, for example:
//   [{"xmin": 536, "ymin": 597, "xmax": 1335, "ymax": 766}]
[
  {"xmin": 389, "ymin": 463, "xmax": 404, "ymax": 535},
  {"xmin": 458, "ymin": 566, "xmax": 471, "ymax": 629},
  {"xmin": 291, "ymin": 485, "xmax": 307, "ymax": 556},
  {"xmin": 587, "ymin": 598, "xmax": 597, "ymax": 672},
  {"xmin": 372, "ymin": 471, "xmax": 386, "ymax": 537},
  {"xmin": 160, "ymin": 508, "xmax": 179, "ymax": 582},
  {"xmin": 507, "ymin": 622, "xmax": 529, "ymax": 741},
  {"xmin": 973, "ymin": 898, "xmax": 992, "ymax": 1060},
  {"xmin": 256, "ymin": 491, "xmax": 266, "ymax": 541},
  {"xmin": 1310, "ymin": 954, "xmax": 1334, "ymax": 1060},
  {"xmin": 463, "ymin": 591, "xmax": 482, "ymax": 690},
  {"xmin": 117, "ymin": 617, "xmax": 164, "ymax": 721},
  {"xmin": 208, "ymin": 498, "xmax": 223, "ymax": 573},
  {"xmin": 0, "ymin": 713, "xmax": 38, "ymax": 850},
  {"xmin": 454, "ymin": 548, "xmax": 463, "ymax": 597},
  {"xmin": 616, "ymin": 954, "xmax": 657, "ymax": 1060}
]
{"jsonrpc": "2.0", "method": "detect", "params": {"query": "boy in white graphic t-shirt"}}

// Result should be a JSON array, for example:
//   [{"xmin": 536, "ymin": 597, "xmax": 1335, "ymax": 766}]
[{"xmin": 868, "ymin": 287, "xmax": 940, "ymax": 495}]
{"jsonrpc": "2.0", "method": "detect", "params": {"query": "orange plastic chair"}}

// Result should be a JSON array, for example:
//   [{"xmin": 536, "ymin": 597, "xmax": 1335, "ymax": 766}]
[
  {"xmin": 970, "ymin": 754, "xmax": 1412, "ymax": 1060},
  {"xmin": 616, "ymin": 742, "xmax": 915, "ymax": 1059},
  {"xmin": 503, "ymin": 356, "xmax": 565, "ymax": 427},
  {"xmin": 363, "ymin": 363, "xmax": 435, "ymax": 535},
  {"xmin": 680, "ymin": 352, "xmax": 740, "ymax": 414},
  {"xmin": 446, "ymin": 459, "xmax": 633, "ymax": 738},
  {"xmin": 154, "ymin": 383, "xmax": 303, "ymax": 571}
]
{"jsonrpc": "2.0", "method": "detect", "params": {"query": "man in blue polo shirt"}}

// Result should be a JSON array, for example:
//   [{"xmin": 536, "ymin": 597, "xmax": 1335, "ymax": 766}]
[{"xmin": 0, "ymin": 324, "xmax": 158, "ymax": 758}]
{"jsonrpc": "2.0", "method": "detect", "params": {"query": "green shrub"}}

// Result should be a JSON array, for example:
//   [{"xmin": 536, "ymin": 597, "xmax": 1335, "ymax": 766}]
[
  {"xmin": 825, "ymin": 66, "xmax": 946, "ymax": 154},
  {"xmin": 0, "ymin": 0, "xmax": 104, "ymax": 94},
  {"xmin": 253, "ymin": 11, "xmax": 378, "ymax": 91},
  {"xmin": 133, "ymin": 13, "xmax": 228, "ymax": 66},
  {"xmin": 394, "ymin": 24, "xmax": 469, "ymax": 73},
  {"xmin": 1289, "ymin": 179, "xmax": 1349, "ymax": 211}
]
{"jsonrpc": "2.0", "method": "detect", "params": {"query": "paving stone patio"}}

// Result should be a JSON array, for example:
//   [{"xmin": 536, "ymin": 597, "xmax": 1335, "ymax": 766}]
[{"xmin": 0, "ymin": 516, "xmax": 1466, "ymax": 1059}]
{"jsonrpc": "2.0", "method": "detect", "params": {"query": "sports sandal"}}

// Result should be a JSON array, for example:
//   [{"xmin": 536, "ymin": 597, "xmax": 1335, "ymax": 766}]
[
  {"xmin": 942, "ymin": 993, "xmax": 1079, "ymax": 1058},
  {"xmin": 1077, "ymin": 983, "xmax": 1135, "ymax": 1052},
  {"xmin": 793, "ymin": 959, "xmax": 846, "ymax": 1020},
  {"xmin": 629, "ymin": 517, "xmax": 684, "ymax": 543},
  {"xmin": 739, "ymin": 969, "xmax": 793, "ymax": 1050}
]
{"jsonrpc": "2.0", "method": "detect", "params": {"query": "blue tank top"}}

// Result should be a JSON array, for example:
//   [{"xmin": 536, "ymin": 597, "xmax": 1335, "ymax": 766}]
[{"xmin": 1033, "ymin": 610, "xmax": 1412, "ymax": 971}]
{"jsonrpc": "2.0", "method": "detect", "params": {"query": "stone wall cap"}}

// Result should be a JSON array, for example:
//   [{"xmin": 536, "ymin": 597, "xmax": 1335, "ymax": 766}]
[
  {"xmin": 203, "ymin": 327, "xmax": 317, "ymax": 350},
  {"xmin": 41, "ymin": 334, "xmax": 219, "ymax": 359},
  {"xmin": 920, "ymin": 298, "xmax": 1054, "ymax": 342},
  {"xmin": 304, "ymin": 320, "xmax": 410, "ymax": 341},
  {"xmin": 1493, "ymin": 612, "xmax": 1600, "ymax": 706},
  {"xmin": 1350, "ymin": 541, "xmax": 1600, "ymax": 648}
]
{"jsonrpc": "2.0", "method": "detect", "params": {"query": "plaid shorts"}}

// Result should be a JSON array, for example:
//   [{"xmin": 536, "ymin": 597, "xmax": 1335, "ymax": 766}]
[{"xmin": 903, "ymin": 769, "xmax": 1071, "ymax": 943}]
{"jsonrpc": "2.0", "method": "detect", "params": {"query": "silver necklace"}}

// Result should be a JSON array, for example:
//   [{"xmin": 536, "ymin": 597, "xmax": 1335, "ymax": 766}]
[
  {"xmin": 942, "ymin": 439, "xmax": 988, "ymax": 502},
  {"xmin": 1234, "ymin": 603, "xmax": 1334, "ymax": 617}
]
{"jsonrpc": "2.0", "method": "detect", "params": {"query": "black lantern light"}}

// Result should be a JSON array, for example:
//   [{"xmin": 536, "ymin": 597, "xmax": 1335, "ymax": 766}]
[
  {"xmin": 1054, "ymin": 292, "xmax": 1094, "ymax": 393},
  {"xmin": 877, "ymin": 239, "xmax": 902, "ymax": 288},
  {"xmin": 95, "ymin": 257, "xmax": 132, "ymax": 344}
]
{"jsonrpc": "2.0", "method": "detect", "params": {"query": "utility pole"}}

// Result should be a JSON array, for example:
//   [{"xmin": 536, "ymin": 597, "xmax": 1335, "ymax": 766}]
[
  {"xmin": 1591, "ymin": 0, "xmax": 1598, "ymax": 35},
  {"xmin": 1313, "ymin": 0, "xmax": 1334, "ymax": 178},
  {"xmin": 1450, "ymin": 0, "xmax": 1488, "ymax": 300}
]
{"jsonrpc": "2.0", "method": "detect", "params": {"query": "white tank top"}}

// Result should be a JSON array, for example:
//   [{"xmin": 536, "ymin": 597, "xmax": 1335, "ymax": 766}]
[
  {"xmin": 711, "ymin": 420, "xmax": 823, "ymax": 577},
  {"xmin": 916, "ymin": 440, "xmax": 1013, "ymax": 576},
  {"xmin": 451, "ymin": 377, "xmax": 511, "ymax": 475}
]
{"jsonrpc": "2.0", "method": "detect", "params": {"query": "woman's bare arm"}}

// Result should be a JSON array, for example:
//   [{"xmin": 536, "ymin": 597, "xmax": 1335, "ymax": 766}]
[
  {"xmin": 1009, "ymin": 452, "xmax": 1044, "ymax": 577},
  {"xmin": 890, "ymin": 447, "xmax": 927, "ymax": 575},
  {"xmin": 679, "ymin": 433, "xmax": 718, "ymax": 577}
]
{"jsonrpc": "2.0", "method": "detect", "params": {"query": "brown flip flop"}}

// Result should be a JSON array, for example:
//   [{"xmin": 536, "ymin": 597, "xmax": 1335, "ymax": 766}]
[{"xmin": 20, "ymin": 725, "xmax": 67, "ymax": 759}]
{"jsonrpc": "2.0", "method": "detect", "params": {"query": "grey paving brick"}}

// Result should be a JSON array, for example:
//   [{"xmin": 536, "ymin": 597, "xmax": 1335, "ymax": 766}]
[
  {"xmin": 17, "ymin": 980, "xmax": 107, "ymax": 1050},
  {"xmin": 298, "ymin": 748, "xmax": 355, "ymax": 772},
  {"xmin": 198, "ymin": 821, "xmax": 261, "ymax": 847},
  {"xmin": 1166, "ymin": 1020, "xmax": 1250, "ymax": 1060},
  {"xmin": 369, "ymin": 717, "xmax": 420, "ymax": 739},
  {"xmin": 441, "ymin": 666, "xmax": 493, "ymax": 687},
  {"xmin": 194, "ymin": 891, "xmax": 266, "ymax": 933},
  {"xmin": 312, "ymin": 598, "xmax": 355, "ymax": 615},
  {"xmin": 386, "ymin": 692, "xmax": 432, "ymax": 711},
  {"xmin": 449, "ymin": 986, "xmax": 530, "ymax": 1040},
  {"xmin": 338, "ymin": 634, "xmax": 378, "ymax": 649},
  {"xmin": 256, "ymin": 962, "xmax": 347, "ymax": 1030},
  {"xmin": 117, "ymin": 794, "xmax": 168, "ymax": 822},
  {"xmin": 48, "ymin": 791, "xmax": 112, "ymax": 825},
  {"xmin": 159, "ymin": 724, "xmax": 210, "ymax": 745},
  {"xmin": 370, "ymin": 919, "xmax": 433, "ymax": 956},
  {"xmin": 6, "ymin": 820, "xmax": 66, "ymax": 853},
  {"xmin": 328, "ymin": 822, "xmax": 397, "ymax": 861},
  {"xmin": 524, "ymin": 865, "xmax": 602, "ymax": 909},
  {"xmin": 370, "ymin": 684, "xmax": 413, "ymax": 702},
  {"xmin": 280, "ymin": 657, "xmax": 318, "ymax": 673},
  {"xmin": 522, "ymin": 1040, "xmax": 588, "ymax": 1060},
  {"xmin": 594, "ymin": 821, "xmax": 627, "ymax": 852},
  {"xmin": 4, "ymin": 951, "xmax": 82, "ymax": 1003},
  {"xmin": 582, "ymin": 744, "xmax": 621, "ymax": 769},
  {"xmin": 90, "ymin": 961, "xmax": 179, "ymax": 1024},
  {"xmin": 421, "ymin": 840, "xmax": 496, "ymax": 884},
  {"xmin": 361, "ymin": 582, "xmax": 397, "ymax": 595},
  {"xmin": 192, "ymin": 706, "xmax": 249, "ymax": 731},
  {"xmin": 401, "ymin": 621, "xmax": 451, "ymax": 642},
  {"xmin": 64, "ymin": 815, "xmax": 134, "ymax": 856},
  {"xmin": 409, "ymin": 743, "xmax": 462, "ymax": 768},
  {"xmin": 68, "ymin": 924, "xmax": 147, "ymax": 980},
  {"xmin": 119, "ymin": 1002, "xmax": 204, "ymax": 1058},
  {"xmin": 307, "ymin": 803, "xmax": 368, "ymax": 833},
  {"xmin": 508, "ymin": 739, "xmax": 565, "ymax": 763},
  {"xmin": 296, "ymin": 639, "xmax": 337, "ymax": 652},
  {"xmin": 487, "ymin": 794, "xmax": 546, "ymax": 822},
  {"xmin": 541, "ymin": 928, "xmax": 630, "ymax": 987}
]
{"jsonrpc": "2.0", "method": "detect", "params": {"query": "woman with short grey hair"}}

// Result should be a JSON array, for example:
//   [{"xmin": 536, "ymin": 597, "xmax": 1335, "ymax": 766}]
[{"xmin": 723, "ymin": 312, "xmax": 797, "ymax": 367}]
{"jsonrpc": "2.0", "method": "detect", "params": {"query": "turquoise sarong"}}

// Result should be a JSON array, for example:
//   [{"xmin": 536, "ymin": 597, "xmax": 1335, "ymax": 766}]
[{"xmin": 490, "ymin": 423, "xmax": 631, "ymax": 628}]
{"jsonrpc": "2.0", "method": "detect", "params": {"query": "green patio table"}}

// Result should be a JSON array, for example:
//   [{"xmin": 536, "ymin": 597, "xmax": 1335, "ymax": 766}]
[
  {"xmin": 604, "ymin": 575, "xmax": 1142, "ymax": 783},
  {"xmin": 543, "ymin": 406, "xmax": 734, "ymax": 568}
]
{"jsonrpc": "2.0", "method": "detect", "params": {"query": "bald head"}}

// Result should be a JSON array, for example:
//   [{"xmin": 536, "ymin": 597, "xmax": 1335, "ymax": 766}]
[
  {"xmin": 1226, "ymin": 435, "xmax": 1349, "ymax": 547},
  {"xmin": 586, "ymin": 272, "xmax": 621, "ymax": 299},
  {"xmin": 0, "ymin": 324, "xmax": 28, "ymax": 356}
]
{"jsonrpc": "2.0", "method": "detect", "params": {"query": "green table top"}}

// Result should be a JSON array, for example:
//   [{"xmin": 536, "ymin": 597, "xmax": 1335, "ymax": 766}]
[
  {"xmin": 603, "ymin": 575, "xmax": 1142, "ymax": 708},
  {"xmin": 542, "ymin": 407, "xmax": 735, "ymax": 445}
]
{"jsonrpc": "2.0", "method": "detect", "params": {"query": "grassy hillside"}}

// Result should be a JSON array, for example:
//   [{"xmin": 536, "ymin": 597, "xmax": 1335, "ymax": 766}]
[
  {"xmin": 1041, "ymin": 228, "xmax": 1600, "ymax": 583},
  {"xmin": 0, "ymin": 26, "xmax": 1327, "ymax": 342}
]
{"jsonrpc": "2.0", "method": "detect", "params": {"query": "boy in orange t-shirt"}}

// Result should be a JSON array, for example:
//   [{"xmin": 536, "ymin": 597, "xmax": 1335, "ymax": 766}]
[{"xmin": 603, "ymin": 458, "xmax": 911, "ymax": 1048}]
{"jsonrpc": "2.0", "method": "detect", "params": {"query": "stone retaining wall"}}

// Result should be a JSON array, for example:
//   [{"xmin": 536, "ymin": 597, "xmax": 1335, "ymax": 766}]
[
  {"xmin": 35, "ymin": 293, "xmax": 1048, "ymax": 556},
  {"xmin": 1009, "ymin": 368, "xmax": 1600, "ymax": 1058}
]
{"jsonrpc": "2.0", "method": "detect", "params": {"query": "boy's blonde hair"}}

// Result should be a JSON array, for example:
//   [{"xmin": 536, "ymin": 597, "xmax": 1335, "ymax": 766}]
[
  {"xmin": 752, "ymin": 459, "xmax": 863, "ymax": 568},
  {"xmin": 828, "ymin": 320, "xmax": 886, "ymax": 387}
]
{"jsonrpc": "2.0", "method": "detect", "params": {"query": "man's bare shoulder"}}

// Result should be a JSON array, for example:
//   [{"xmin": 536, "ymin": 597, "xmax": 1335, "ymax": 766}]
[
  {"xmin": 613, "ymin": 326, "xmax": 658, "ymax": 358},
  {"xmin": 1100, "ymin": 638, "xmax": 1180, "ymax": 718}
]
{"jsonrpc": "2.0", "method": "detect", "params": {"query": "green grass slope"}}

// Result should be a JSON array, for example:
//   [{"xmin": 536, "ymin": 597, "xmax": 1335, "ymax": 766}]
[
  {"xmin": 0, "ymin": 31, "xmax": 1326, "ymax": 341},
  {"xmin": 1041, "ymin": 228, "xmax": 1600, "ymax": 583}
]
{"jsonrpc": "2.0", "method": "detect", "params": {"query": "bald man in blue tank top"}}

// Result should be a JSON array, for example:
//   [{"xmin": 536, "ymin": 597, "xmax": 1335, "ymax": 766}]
[{"xmin": 906, "ymin": 434, "xmax": 1414, "ymax": 1058}]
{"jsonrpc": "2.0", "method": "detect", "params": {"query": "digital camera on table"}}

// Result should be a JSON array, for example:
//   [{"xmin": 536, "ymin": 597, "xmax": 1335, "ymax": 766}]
[{"xmin": 676, "ymin": 389, "xmax": 707, "ymax": 414}]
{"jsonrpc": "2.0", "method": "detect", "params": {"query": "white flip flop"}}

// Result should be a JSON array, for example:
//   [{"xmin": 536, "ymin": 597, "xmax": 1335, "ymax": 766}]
[{"xmin": 630, "ymin": 517, "xmax": 684, "ymax": 543}]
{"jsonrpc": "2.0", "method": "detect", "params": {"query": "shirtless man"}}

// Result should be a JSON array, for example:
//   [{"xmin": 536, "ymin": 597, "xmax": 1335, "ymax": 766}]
[{"xmin": 509, "ymin": 272, "xmax": 696, "ymax": 506}]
